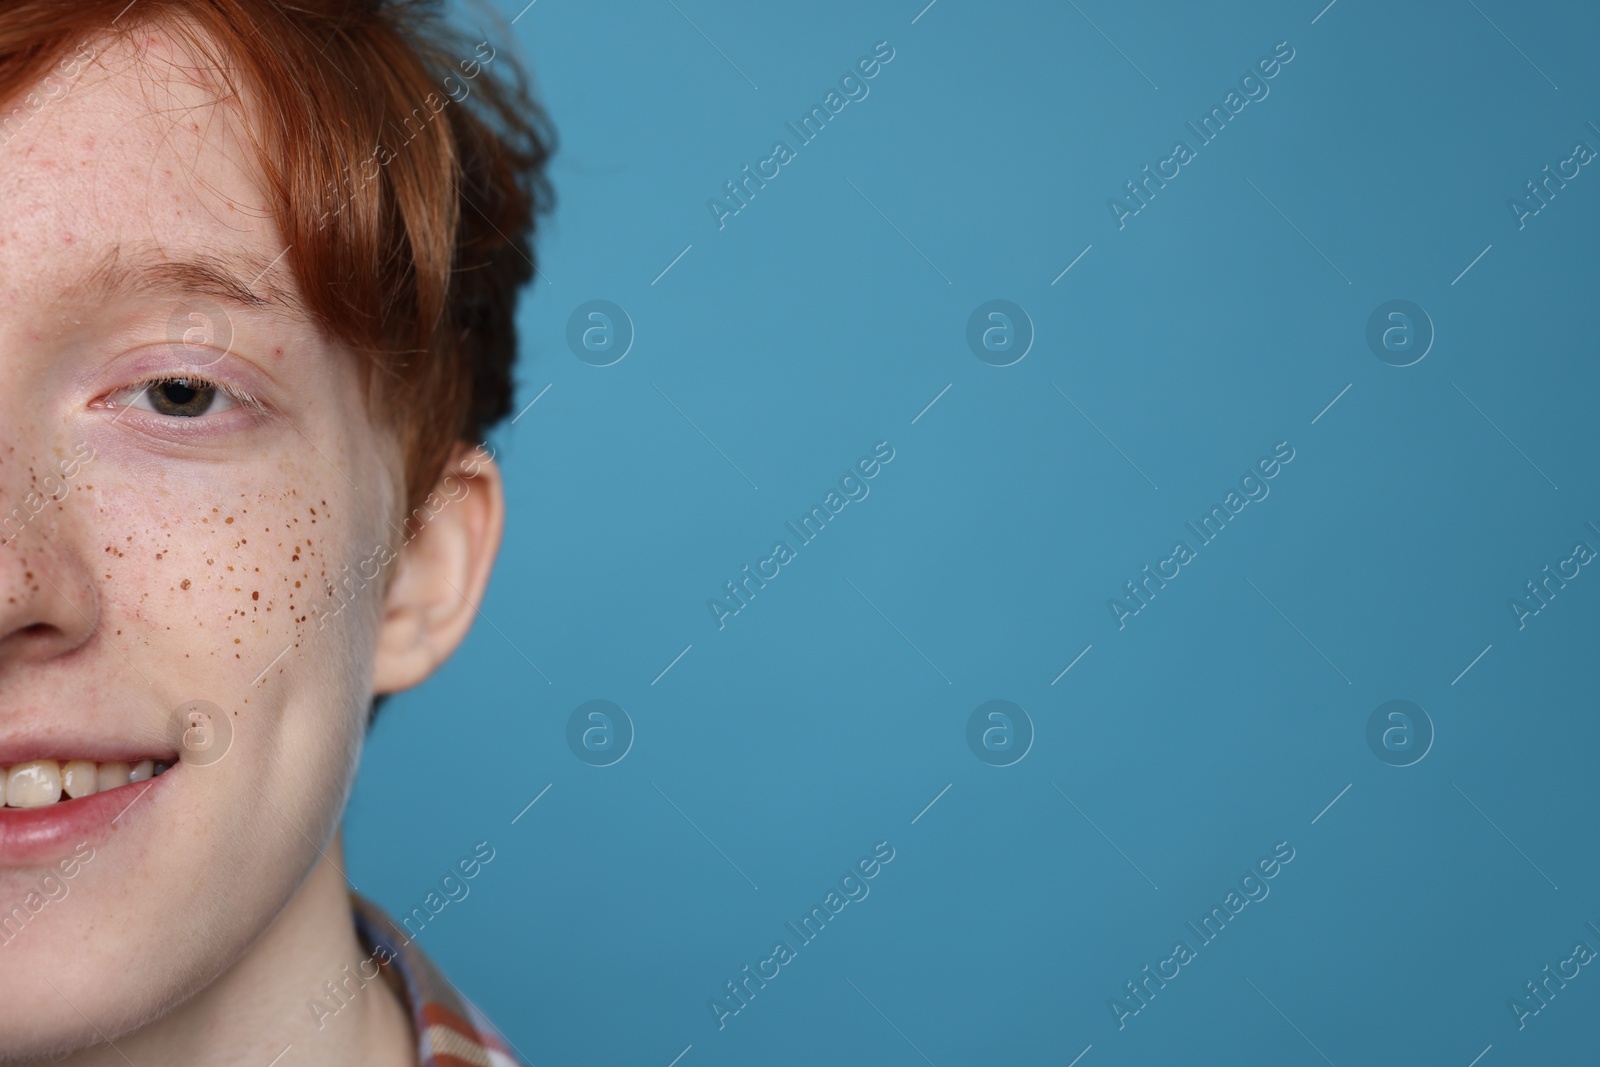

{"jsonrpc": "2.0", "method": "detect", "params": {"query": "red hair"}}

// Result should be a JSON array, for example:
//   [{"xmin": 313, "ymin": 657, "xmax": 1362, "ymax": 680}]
[{"xmin": 0, "ymin": 0, "xmax": 554, "ymax": 510}]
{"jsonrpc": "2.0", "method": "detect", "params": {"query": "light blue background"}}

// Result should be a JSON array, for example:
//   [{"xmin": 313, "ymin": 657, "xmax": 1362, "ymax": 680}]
[{"xmin": 347, "ymin": 1, "xmax": 1600, "ymax": 1063}]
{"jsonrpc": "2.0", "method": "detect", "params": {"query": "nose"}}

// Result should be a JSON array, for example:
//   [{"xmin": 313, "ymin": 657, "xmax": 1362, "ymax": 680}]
[{"xmin": 0, "ymin": 473, "xmax": 99, "ymax": 667}]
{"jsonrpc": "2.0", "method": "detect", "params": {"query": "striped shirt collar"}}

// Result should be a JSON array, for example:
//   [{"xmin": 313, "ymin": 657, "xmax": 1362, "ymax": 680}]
[{"xmin": 352, "ymin": 894, "xmax": 525, "ymax": 1067}]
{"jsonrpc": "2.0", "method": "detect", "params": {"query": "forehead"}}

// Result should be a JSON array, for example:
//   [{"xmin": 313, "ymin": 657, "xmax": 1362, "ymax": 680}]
[{"xmin": 0, "ymin": 25, "xmax": 288, "ymax": 314}]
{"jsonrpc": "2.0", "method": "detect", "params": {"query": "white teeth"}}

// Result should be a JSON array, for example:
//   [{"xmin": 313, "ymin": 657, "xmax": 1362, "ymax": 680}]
[
  {"xmin": 62, "ymin": 760, "xmax": 98, "ymax": 799},
  {"xmin": 7, "ymin": 761, "xmax": 63, "ymax": 808},
  {"xmin": 0, "ymin": 759, "xmax": 167, "ymax": 807},
  {"xmin": 97, "ymin": 761, "xmax": 131, "ymax": 792}
]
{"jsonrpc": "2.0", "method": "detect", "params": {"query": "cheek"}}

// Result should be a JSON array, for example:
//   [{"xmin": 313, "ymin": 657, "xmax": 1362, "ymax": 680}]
[
  {"xmin": 87, "ymin": 464, "xmax": 389, "ymax": 835},
  {"xmin": 83, "ymin": 462, "xmax": 390, "ymax": 703}
]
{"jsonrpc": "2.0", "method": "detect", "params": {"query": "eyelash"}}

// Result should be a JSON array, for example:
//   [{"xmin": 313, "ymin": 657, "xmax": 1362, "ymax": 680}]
[{"xmin": 108, "ymin": 375, "xmax": 268, "ymax": 418}]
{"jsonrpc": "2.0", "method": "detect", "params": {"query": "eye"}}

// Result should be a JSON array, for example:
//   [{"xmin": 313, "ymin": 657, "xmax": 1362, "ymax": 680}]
[{"xmin": 115, "ymin": 377, "xmax": 244, "ymax": 418}]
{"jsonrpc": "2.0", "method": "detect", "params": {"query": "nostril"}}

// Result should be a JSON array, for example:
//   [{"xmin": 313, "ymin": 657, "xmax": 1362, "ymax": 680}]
[{"xmin": 0, "ymin": 570, "xmax": 96, "ymax": 659}]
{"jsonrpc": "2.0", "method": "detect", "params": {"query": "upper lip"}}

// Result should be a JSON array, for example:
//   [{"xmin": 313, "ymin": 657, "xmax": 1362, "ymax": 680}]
[{"xmin": 0, "ymin": 731, "xmax": 177, "ymax": 767}]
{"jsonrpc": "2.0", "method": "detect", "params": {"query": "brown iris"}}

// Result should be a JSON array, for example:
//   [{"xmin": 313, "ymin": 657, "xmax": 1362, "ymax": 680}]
[{"xmin": 144, "ymin": 378, "xmax": 217, "ymax": 417}]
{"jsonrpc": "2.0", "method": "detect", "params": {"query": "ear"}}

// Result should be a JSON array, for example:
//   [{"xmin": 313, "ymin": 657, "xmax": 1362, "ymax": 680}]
[{"xmin": 371, "ymin": 442, "xmax": 505, "ymax": 694}]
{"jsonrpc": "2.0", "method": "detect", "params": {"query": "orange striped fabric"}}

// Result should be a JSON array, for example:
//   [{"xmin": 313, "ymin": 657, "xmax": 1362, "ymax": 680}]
[{"xmin": 352, "ymin": 894, "xmax": 527, "ymax": 1067}]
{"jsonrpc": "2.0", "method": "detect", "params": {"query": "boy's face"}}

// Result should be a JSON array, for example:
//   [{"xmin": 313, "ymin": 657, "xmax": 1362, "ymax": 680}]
[{"xmin": 0, "ymin": 29, "xmax": 405, "ymax": 1048}]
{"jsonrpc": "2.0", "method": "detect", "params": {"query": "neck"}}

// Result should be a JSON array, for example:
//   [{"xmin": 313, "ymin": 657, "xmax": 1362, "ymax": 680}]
[{"xmin": 25, "ymin": 832, "xmax": 416, "ymax": 1067}]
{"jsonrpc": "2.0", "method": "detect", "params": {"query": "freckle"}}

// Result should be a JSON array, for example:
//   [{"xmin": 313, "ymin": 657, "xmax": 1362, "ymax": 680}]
[
  {"xmin": 252, "ymin": 591, "xmax": 259, "ymax": 600},
  {"xmin": 226, "ymin": 517, "xmax": 234, "ymax": 524},
  {"xmin": 180, "ymin": 579, "xmax": 191, "ymax": 590}
]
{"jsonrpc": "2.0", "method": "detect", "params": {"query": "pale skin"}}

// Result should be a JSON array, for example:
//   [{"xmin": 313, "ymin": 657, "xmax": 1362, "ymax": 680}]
[{"xmin": 0, "ymin": 24, "xmax": 503, "ymax": 1067}]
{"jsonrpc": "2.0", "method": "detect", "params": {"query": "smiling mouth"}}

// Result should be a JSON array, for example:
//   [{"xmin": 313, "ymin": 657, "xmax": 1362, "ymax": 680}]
[{"xmin": 1, "ymin": 760, "xmax": 174, "ymax": 809}]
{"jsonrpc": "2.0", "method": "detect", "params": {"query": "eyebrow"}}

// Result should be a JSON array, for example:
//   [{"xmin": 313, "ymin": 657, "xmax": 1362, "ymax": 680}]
[{"xmin": 65, "ymin": 243, "xmax": 306, "ymax": 318}]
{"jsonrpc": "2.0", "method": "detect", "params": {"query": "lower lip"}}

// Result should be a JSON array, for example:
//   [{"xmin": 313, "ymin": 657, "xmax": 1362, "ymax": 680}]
[{"xmin": 0, "ymin": 768, "xmax": 175, "ymax": 867}]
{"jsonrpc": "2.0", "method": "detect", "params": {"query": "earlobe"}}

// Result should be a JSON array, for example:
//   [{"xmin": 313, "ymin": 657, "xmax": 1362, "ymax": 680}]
[{"xmin": 371, "ymin": 443, "xmax": 505, "ymax": 694}]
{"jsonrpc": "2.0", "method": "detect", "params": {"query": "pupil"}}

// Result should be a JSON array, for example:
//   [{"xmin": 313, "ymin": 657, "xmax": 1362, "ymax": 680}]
[{"xmin": 149, "ymin": 379, "xmax": 214, "ymax": 417}]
